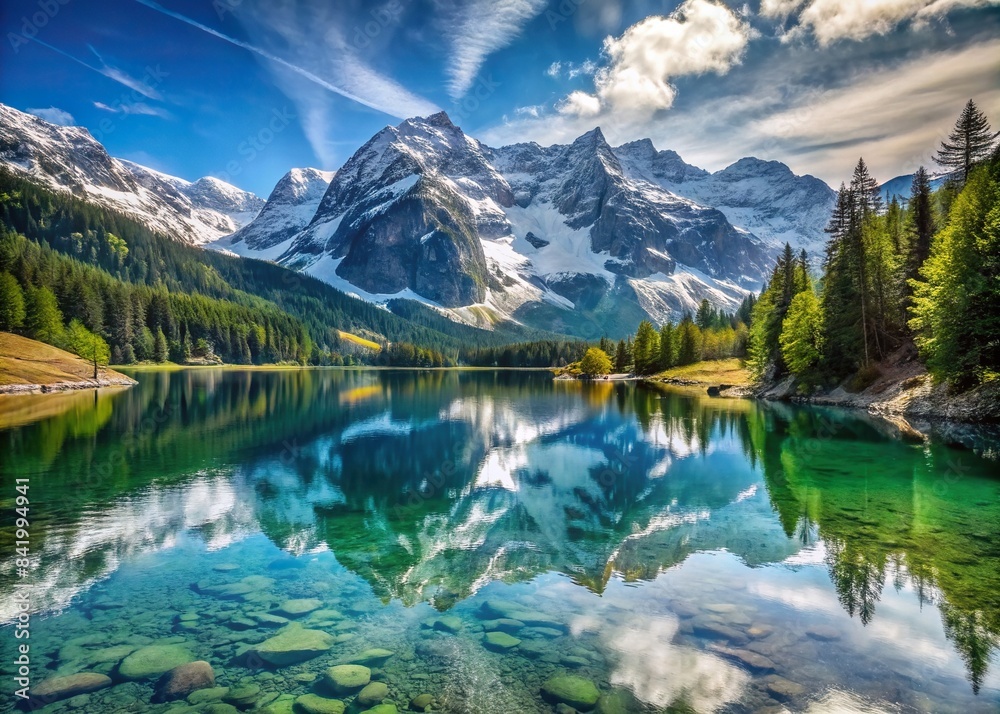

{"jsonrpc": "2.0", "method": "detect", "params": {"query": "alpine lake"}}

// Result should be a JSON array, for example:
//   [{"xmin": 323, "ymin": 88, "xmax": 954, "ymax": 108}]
[{"xmin": 1, "ymin": 368, "xmax": 999, "ymax": 714}]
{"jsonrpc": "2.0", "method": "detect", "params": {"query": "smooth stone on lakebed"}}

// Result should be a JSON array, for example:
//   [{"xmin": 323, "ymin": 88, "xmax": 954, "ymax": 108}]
[
  {"xmin": 187, "ymin": 686, "xmax": 229, "ymax": 704},
  {"xmin": 805, "ymin": 625, "xmax": 841, "ymax": 641},
  {"xmin": 431, "ymin": 616, "xmax": 463, "ymax": 633},
  {"xmin": 481, "ymin": 618, "xmax": 524, "ymax": 633},
  {"xmin": 410, "ymin": 693, "xmax": 434, "ymax": 711},
  {"xmin": 119, "ymin": 644, "xmax": 195, "ymax": 680},
  {"xmin": 295, "ymin": 693, "xmax": 346, "ymax": 714},
  {"xmin": 346, "ymin": 648, "xmax": 394, "ymax": 666},
  {"xmin": 541, "ymin": 675, "xmax": 601, "ymax": 711},
  {"xmin": 32, "ymin": 673, "xmax": 112, "ymax": 701},
  {"xmin": 275, "ymin": 598, "xmax": 323, "ymax": 618},
  {"xmin": 224, "ymin": 682, "xmax": 261, "ymax": 707},
  {"xmin": 479, "ymin": 600, "xmax": 565, "ymax": 630},
  {"xmin": 154, "ymin": 661, "xmax": 215, "ymax": 701},
  {"xmin": 357, "ymin": 681, "xmax": 389, "ymax": 706},
  {"xmin": 324, "ymin": 664, "xmax": 371, "ymax": 693},
  {"xmin": 483, "ymin": 631, "xmax": 521, "ymax": 651},
  {"xmin": 764, "ymin": 675, "xmax": 807, "ymax": 700},
  {"xmin": 362, "ymin": 705, "xmax": 397, "ymax": 714},
  {"xmin": 251, "ymin": 626, "xmax": 335, "ymax": 666},
  {"xmin": 708, "ymin": 645, "xmax": 777, "ymax": 673}
]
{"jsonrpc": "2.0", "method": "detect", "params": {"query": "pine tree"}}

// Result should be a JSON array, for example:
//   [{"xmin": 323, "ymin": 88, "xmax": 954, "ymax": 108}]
[
  {"xmin": 154, "ymin": 327, "xmax": 168, "ymax": 363},
  {"xmin": 676, "ymin": 317, "xmax": 701, "ymax": 366},
  {"xmin": 658, "ymin": 323, "xmax": 675, "ymax": 370},
  {"xmin": 935, "ymin": 100, "xmax": 996, "ymax": 184},
  {"xmin": 633, "ymin": 320, "xmax": 659, "ymax": 375},
  {"xmin": 0, "ymin": 271, "xmax": 26, "ymax": 331},
  {"xmin": 25, "ymin": 285, "xmax": 64, "ymax": 345},
  {"xmin": 780, "ymin": 291, "xmax": 824, "ymax": 375},
  {"xmin": 614, "ymin": 339, "xmax": 629, "ymax": 373},
  {"xmin": 909, "ymin": 153, "xmax": 1000, "ymax": 386},
  {"xmin": 906, "ymin": 167, "xmax": 936, "ymax": 288}
]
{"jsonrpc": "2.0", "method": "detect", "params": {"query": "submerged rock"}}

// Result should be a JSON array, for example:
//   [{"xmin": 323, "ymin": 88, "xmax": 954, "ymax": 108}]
[
  {"xmin": 119, "ymin": 644, "xmax": 195, "ymax": 680},
  {"xmin": 325, "ymin": 664, "xmax": 371, "ymax": 694},
  {"xmin": 31, "ymin": 673, "xmax": 112, "ymax": 702},
  {"xmin": 483, "ymin": 631, "xmax": 521, "ymax": 651},
  {"xmin": 431, "ymin": 616, "xmax": 463, "ymax": 634},
  {"xmin": 357, "ymin": 681, "xmax": 389, "ymax": 706},
  {"xmin": 224, "ymin": 682, "xmax": 261, "ymax": 708},
  {"xmin": 251, "ymin": 626, "xmax": 335, "ymax": 666},
  {"xmin": 347, "ymin": 648, "xmax": 395, "ymax": 666},
  {"xmin": 154, "ymin": 660, "xmax": 215, "ymax": 701},
  {"xmin": 541, "ymin": 675, "xmax": 600, "ymax": 711},
  {"xmin": 805, "ymin": 625, "xmax": 841, "ymax": 641},
  {"xmin": 295, "ymin": 693, "xmax": 346, "ymax": 714},
  {"xmin": 275, "ymin": 598, "xmax": 323, "ymax": 618},
  {"xmin": 410, "ymin": 693, "xmax": 434, "ymax": 711},
  {"xmin": 187, "ymin": 686, "xmax": 229, "ymax": 704}
]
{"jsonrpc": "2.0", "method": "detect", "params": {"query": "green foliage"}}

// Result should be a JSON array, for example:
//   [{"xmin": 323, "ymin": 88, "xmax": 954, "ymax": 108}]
[
  {"xmin": 935, "ymin": 99, "xmax": 996, "ymax": 184},
  {"xmin": 909, "ymin": 157, "xmax": 1000, "ymax": 386},
  {"xmin": 614, "ymin": 339, "xmax": 630, "ymax": 373},
  {"xmin": 0, "ymin": 270, "xmax": 26, "ymax": 331},
  {"xmin": 65, "ymin": 319, "xmax": 110, "ymax": 369},
  {"xmin": 658, "ymin": 323, "xmax": 675, "ymax": 370},
  {"xmin": 579, "ymin": 347, "xmax": 612, "ymax": 376},
  {"xmin": 461, "ymin": 340, "xmax": 586, "ymax": 367},
  {"xmin": 25, "ymin": 284, "xmax": 64, "ymax": 345},
  {"xmin": 675, "ymin": 317, "xmax": 702, "ymax": 366},
  {"xmin": 780, "ymin": 291, "xmax": 824, "ymax": 376},
  {"xmin": 632, "ymin": 320, "xmax": 659, "ymax": 375}
]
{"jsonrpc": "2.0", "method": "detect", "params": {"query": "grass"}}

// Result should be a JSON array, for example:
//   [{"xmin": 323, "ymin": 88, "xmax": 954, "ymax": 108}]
[
  {"xmin": 0, "ymin": 332, "xmax": 131, "ymax": 387},
  {"xmin": 650, "ymin": 358, "xmax": 751, "ymax": 387},
  {"xmin": 338, "ymin": 330, "xmax": 382, "ymax": 351}
]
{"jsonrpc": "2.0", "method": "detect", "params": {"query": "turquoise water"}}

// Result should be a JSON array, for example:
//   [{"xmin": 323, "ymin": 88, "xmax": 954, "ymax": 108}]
[{"xmin": 0, "ymin": 369, "xmax": 998, "ymax": 713}]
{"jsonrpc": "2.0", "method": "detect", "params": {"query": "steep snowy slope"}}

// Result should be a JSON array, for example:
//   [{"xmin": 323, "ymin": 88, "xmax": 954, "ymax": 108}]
[
  {"xmin": 213, "ymin": 167, "xmax": 335, "ymax": 259},
  {"xmin": 614, "ymin": 139, "xmax": 836, "ymax": 256},
  {"xmin": 223, "ymin": 113, "xmax": 770, "ymax": 334},
  {"xmin": 0, "ymin": 103, "xmax": 263, "ymax": 244}
]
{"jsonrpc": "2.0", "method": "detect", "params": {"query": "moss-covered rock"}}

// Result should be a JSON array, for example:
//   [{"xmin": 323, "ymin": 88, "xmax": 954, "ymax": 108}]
[
  {"xmin": 541, "ymin": 675, "xmax": 600, "ymax": 711},
  {"xmin": 119, "ymin": 644, "xmax": 195, "ymax": 680},
  {"xmin": 324, "ymin": 664, "xmax": 371, "ymax": 694}
]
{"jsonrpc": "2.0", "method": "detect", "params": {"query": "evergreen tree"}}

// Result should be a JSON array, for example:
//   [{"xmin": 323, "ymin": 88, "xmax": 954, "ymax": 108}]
[
  {"xmin": 906, "ymin": 167, "xmax": 936, "ymax": 288},
  {"xmin": 154, "ymin": 327, "xmax": 168, "ymax": 363},
  {"xmin": 909, "ymin": 155, "xmax": 1000, "ymax": 386},
  {"xmin": 780, "ymin": 291, "xmax": 824, "ymax": 375},
  {"xmin": 632, "ymin": 320, "xmax": 659, "ymax": 375},
  {"xmin": 658, "ymin": 323, "xmax": 675, "ymax": 370},
  {"xmin": 676, "ymin": 316, "xmax": 701, "ymax": 366},
  {"xmin": 0, "ymin": 271, "xmax": 26, "ymax": 331},
  {"xmin": 614, "ymin": 339, "xmax": 629, "ymax": 373},
  {"xmin": 935, "ymin": 99, "xmax": 996, "ymax": 184},
  {"xmin": 25, "ymin": 285, "xmax": 64, "ymax": 345}
]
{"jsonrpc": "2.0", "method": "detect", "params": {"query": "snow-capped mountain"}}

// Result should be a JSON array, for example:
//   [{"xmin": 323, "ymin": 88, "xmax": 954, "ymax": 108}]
[
  {"xmin": 614, "ymin": 139, "xmax": 836, "ymax": 256},
  {"xmin": 215, "ymin": 167, "xmax": 335, "ymax": 257},
  {"xmin": 880, "ymin": 170, "xmax": 954, "ymax": 203},
  {"xmin": 219, "ymin": 113, "xmax": 794, "ymax": 335},
  {"xmin": 0, "ymin": 103, "xmax": 263, "ymax": 244}
]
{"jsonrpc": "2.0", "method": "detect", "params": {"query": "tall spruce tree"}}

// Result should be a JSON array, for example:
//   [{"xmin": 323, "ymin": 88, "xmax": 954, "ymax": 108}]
[
  {"xmin": 906, "ymin": 167, "xmax": 936, "ymax": 288},
  {"xmin": 935, "ymin": 100, "xmax": 996, "ymax": 184}
]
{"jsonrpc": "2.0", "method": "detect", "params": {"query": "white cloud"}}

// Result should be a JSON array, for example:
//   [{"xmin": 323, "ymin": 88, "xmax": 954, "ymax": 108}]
[
  {"xmin": 26, "ymin": 107, "xmax": 75, "ymax": 126},
  {"xmin": 547, "ymin": 59, "xmax": 600, "ymax": 80},
  {"xmin": 546, "ymin": 61, "xmax": 562, "ymax": 78},
  {"xmin": 30, "ymin": 38, "xmax": 164, "ymax": 101},
  {"xmin": 560, "ymin": 0, "xmax": 753, "ymax": 121},
  {"xmin": 767, "ymin": 0, "xmax": 1000, "ymax": 45},
  {"xmin": 482, "ymin": 40, "xmax": 1000, "ymax": 187},
  {"xmin": 514, "ymin": 104, "xmax": 545, "ymax": 118},
  {"xmin": 439, "ymin": 0, "xmax": 548, "ymax": 98}
]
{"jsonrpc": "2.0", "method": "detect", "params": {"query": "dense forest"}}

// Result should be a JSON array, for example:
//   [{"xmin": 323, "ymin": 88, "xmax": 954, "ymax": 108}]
[
  {"xmin": 0, "ymin": 169, "xmax": 566, "ymax": 367},
  {"xmin": 748, "ymin": 100, "xmax": 999, "ymax": 390},
  {"xmin": 576, "ymin": 295, "xmax": 756, "ymax": 376}
]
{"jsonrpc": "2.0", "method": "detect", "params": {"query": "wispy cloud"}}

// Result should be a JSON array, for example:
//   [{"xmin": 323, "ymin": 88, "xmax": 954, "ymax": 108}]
[
  {"xmin": 763, "ymin": 0, "xmax": 1000, "ymax": 45},
  {"xmin": 558, "ymin": 0, "xmax": 753, "ymax": 121},
  {"xmin": 438, "ymin": 0, "xmax": 548, "ymax": 98},
  {"xmin": 26, "ymin": 107, "xmax": 75, "ymax": 125},
  {"xmin": 30, "ymin": 38, "xmax": 163, "ymax": 100},
  {"xmin": 133, "ymin": 0, "xmax": 436, "ymax": 120},
  {"xmin": 546, "ymin": 59, "xmax": 599, "ymax": 80},
  {"xmin": 94, "ymin": 100, "xmax": 172, "ymax": 119}
]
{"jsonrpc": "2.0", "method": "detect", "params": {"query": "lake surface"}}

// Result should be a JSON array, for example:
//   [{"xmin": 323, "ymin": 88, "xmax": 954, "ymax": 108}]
[{"xmin": 1, "ymin": 369, "xmax": 999, "ymax": 714}]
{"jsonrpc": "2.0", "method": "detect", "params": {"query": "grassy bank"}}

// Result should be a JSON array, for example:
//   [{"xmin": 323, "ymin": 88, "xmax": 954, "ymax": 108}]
[
  {"xmin": 0, "ymin": 332, "xmax": 136, "ymax": 393},
  {"xmin": 647, "ymin": 358, "xmax": 751, "ymax": 387}
]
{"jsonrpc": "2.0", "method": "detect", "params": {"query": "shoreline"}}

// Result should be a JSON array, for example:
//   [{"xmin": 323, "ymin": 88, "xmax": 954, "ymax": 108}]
[{"xmin": 0, "ymin": 373, "xmax": 137, "ymax": 395}]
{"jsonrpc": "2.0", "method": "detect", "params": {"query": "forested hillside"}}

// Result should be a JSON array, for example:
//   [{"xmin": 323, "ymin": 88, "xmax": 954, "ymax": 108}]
[
  {"xmin": 747, "ymin": 100, "xmax": 999, "ymax": 391},
  {"xmin": 0, "ymin": 169, "xmax": 563, "ymax": 367}
]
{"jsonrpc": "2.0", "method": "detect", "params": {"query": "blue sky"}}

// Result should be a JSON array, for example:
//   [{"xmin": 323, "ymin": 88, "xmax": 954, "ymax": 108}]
[{"xmin": 2, "ymin": 0, "xmax": 998, "ymax": 196}]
